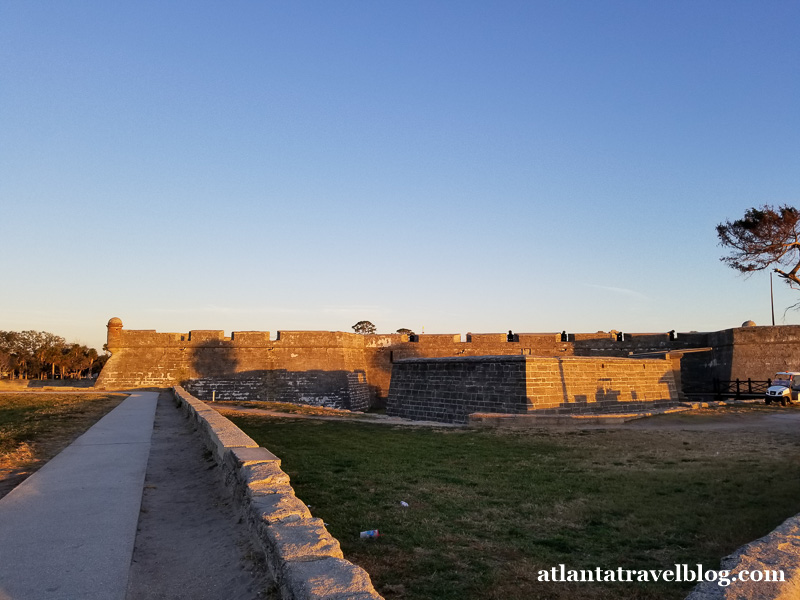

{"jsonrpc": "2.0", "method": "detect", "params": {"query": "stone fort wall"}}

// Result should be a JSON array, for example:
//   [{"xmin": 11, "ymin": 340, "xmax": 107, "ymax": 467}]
[
  {"xmin": 96, "ymin": 321, "xmax": 373, "ymax": 410},
  {"xmin": 703, "ymin": 326, "xmax": 800, "ymax": 381},
  {"xmin": 386, "ymin": 355, "xmax": 679, "ymax": 423},
  {"xmin": 95, "ymin": 318, "xmax": 800, "ymax": 409}
]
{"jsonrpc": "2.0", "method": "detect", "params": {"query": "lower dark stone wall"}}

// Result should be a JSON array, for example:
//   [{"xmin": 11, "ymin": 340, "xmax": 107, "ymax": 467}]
[
  {"xmin": 183, "ymin": 369, "xmax": 370, "ymax": 411},
  {"xmin": 387, "ymin": 355, "xmax": 679, "ymax": 423},
  {"xmin": 386, "ymin": 356, "xmax": 530, "ymax": 423}
]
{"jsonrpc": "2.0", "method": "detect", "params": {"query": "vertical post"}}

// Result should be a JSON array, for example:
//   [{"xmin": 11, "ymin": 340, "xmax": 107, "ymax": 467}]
[
  {"xmin": 212, "ymin": 390, "xmax": 216, "ymax": 402},
  {"xmin": 748, "ymin": 378, "xmax": 752, "ymax": 394},
  {"xmin": 771, "ymin": 270, "xmax": 776, "ymax": 326},
  {"xmin": 736, "ymin": 378, "xmax": 741, "ymax": 398}
]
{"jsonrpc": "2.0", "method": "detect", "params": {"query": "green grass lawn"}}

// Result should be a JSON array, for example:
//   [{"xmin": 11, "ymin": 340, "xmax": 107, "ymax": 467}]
[
  {"xmin": 229, "ymin": 412, "xmax": 800, "ymax": 600},
  {"xmin": 0, "ymin": 392, "xmax": 126, "ymax": 496}
]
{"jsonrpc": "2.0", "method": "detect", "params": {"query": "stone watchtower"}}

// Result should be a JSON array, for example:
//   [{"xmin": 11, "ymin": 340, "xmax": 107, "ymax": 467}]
[{"xmin": 106, "ymin": 317, "xmax": 123, "ymax": 352}]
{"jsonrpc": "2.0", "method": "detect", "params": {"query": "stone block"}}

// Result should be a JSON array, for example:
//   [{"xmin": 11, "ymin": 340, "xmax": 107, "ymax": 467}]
[
  {"xmin": 243, "ymin": 462, "xmax": 292, "ymax": 494},
  {"xmin": 204, "ymin": 415, "xmax": 260, "ymax": 461},
  {"xmin": 192, "ymin": 407, "xmax": 219, "ymax": 423},
  {"xmin": 265, "ymin": 518, "xmax": 343, "ymax": 563},
  {"xmin": 685, "ymin": 514, "xmax": 800, "ymax": 599},
  {"xmin": 225, "ymin": 446, "xmax": 281, "ymax": 471},
  {"xmin": 280, "ymin": 557, "xmax": 383, "ymax": 600},
  {"xmin": 250, "ymin": 490, "xmax": 312, "ymax": 525}
]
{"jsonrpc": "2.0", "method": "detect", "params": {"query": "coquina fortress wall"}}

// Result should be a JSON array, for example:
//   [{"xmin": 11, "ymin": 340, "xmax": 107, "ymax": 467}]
[
  {"xmin": 386, "ymin": 355, "xmax": 680, "ymax": 423},
  {"xmin": 95, "ymin": 318, "xmax": 800, "ymax": 411}
]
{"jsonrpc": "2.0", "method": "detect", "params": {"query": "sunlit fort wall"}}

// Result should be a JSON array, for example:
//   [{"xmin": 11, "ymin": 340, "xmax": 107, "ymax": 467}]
[
  {"xmin": 386, "ymin": 355, "xmax": 680, "ymax": 423},
  {"xmin": 95, "ymin": 318, "xmax": 800, "ymax": 415}
]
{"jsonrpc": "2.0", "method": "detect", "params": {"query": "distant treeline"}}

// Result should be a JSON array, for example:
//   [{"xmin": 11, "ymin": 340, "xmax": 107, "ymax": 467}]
[{"xmin": 0, "ymin": 330, "xmax": 107, "ymax": 380}]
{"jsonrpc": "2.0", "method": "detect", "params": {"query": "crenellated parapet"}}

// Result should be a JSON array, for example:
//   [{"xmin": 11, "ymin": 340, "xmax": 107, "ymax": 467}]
[
  {"xmin": 97, "ymin": 319, "xmax": 372, "ymax": 404},
  {"xmin": 96, "ymin": 318, "xmax": 800, "ymax": 410},
  {"xmin": 106, "ymin": 323, "xmax": 368, "ymax": 351}
]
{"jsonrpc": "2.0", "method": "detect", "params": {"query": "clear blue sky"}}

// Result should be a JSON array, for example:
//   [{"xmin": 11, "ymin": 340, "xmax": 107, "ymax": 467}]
[{"xmin": 2, "ymin": 1, "xmax": 799, "ymax": 352}]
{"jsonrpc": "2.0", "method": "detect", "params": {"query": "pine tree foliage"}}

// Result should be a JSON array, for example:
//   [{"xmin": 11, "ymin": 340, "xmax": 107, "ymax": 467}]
[{"xmin": 717, "ymin": 205, "xmax": 800, "ymax": 287}]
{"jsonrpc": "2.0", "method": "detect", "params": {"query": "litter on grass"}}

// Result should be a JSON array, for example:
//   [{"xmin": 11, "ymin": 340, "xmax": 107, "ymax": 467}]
[{"xmin": 360, "ymin": 529, "xmax": 380, "ymax": 539}]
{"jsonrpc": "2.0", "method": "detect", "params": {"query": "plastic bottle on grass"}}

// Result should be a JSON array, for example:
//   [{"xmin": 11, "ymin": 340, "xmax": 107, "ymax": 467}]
[{"xmin": 360, "ymin": 529, "xmax": 380, "ymax": 539}]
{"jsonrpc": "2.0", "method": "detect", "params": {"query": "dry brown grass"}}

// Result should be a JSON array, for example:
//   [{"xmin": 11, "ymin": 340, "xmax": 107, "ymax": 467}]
[
  {"xmin": 213, "ymin": 399, "xmax": 371, "ymax": 418},
  {"xmin": 0, "ymin": 392, "xmax": 126, "ymax": 498}
]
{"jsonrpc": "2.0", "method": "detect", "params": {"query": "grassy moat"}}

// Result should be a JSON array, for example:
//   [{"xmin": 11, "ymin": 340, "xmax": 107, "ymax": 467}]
[{"xmin": 230, "ymin": 406, "xmax": 800, "ymax": 600}]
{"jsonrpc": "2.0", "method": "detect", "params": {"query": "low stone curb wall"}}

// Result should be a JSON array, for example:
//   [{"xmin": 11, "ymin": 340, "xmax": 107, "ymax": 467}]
[
  {"xmin": 468, "ymin": 407, "xmax": 690, "ymax": 428},
  {"xmin": 173, "ymin": 386, "xmax": 384, "ymax": 600},
  {"xmin": 685, "ymin": 515, "xmax": 800, "ymax": 599}
]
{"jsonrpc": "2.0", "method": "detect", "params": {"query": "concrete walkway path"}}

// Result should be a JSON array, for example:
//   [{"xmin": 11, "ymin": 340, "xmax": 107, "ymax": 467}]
[{"xmin": 0, "ymin": 391, "xmax": 158, "ymax": 600}]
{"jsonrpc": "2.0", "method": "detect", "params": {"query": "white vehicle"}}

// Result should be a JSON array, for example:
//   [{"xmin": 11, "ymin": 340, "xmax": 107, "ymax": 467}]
[{"xmin": 764, "ymin": 372, "xmax": 800, "ymax": 405}]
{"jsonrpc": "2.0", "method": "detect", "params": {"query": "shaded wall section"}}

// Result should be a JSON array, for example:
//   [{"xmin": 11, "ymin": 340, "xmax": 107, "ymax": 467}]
[
  {"xmin": 183, "ymin": 370, "xmax": 370, "ymax": 412},
  {"xmin": 674, "ymin": 325, "xmax": 800, "ymax": 392},
  {"xmin": 384, "ymin": 356, "xmax": 530, "ymax": 423}
]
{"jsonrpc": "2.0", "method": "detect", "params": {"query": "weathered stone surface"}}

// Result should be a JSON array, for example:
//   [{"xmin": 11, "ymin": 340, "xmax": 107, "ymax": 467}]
[
  {"xmin": 100, "ymin": 328, "xmax": 373, "ymax": 409},
  {"xmin": 244, "ymin": 462, "xmax": 292, "ymax": 495},
  {"xmin": 387, "ymin": 355, "xmax": 678, "ymax": 423},
  {"xmin": 102, "ymin": 320, "xmax": 800, "ymax": 419},
  {"xmin": 97, "ymin": 321, "xmax": 709, "ymax": 404},
  {"xmin": 281, "ymin": 557, "xmax": 383, "ymax": 600},
  {"xmin": 225, "ymin": 446, "xmax": 281, "ymax": 470},
  {"xmin": 250, "ymin": 490, "xmax": 312, "ymax": 525},
  {"xmin": 190, "ymin": 407, "xmax": 218, "ymax": 424},
  {"xmin": 265, "ymin": 518, "xmax": 343, "ymax": 563},
  {"xmin": 203, "ymin": 414, "xmax": 259, "ymax": 461},
  {"xmin": 185, "ymin": 371, "xmax": 371, "ymax": 412},
  {"xmin": 685, "ymin": 515, "xmax": 800, "ymax": 599}
]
